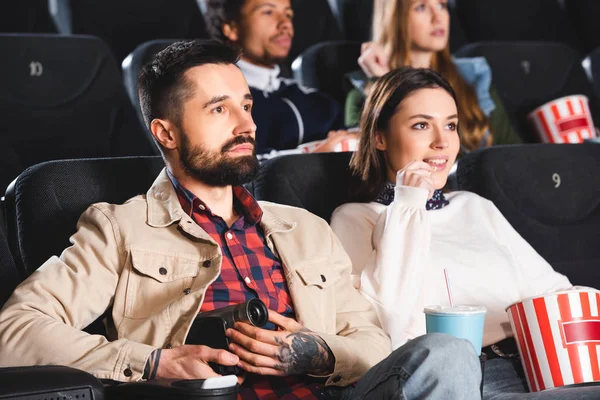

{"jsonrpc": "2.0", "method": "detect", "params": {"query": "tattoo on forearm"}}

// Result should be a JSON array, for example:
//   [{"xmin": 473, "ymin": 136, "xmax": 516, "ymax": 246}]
[
  {"xmin": 274, "ymin": 332, "xmax": 335, "ymax": 375},
  {"xmin": 143, "ymin": 349, "xmax": 162, "ymax": 380}
]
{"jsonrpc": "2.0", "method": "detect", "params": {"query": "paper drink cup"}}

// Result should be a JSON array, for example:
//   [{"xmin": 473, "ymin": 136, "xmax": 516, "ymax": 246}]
[
  {"xmin": 528, "ymin": 95, "xmax": 596, "ymax": 144},
  {"xmin": 507, "ymin": 289, "xmax": 600, "ymax": 392},
  {"xmin": 424, "ymin": 305, "xmax": 487, "ymax": 354}
]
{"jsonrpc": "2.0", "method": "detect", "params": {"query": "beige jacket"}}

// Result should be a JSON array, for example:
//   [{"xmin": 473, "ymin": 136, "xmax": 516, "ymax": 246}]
[{"xmin": 0, "ymin": 169, "xmax": 390, "ymax": 385}]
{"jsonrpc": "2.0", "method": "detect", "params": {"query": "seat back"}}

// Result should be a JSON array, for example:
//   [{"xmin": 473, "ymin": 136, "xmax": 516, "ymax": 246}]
[
  {"xmin": 4, "ymin": 157, "xmax": 164, "ymax": 280},
  {"xmin": 586, "ymin": 45, "xmax": 600, "ymax": 100},
  {"xmin": 456, "ymin": 143, "xmax": 600, "ymax": 287},
  {"xmin": 336, "ymin": 0, "xmax": 373, "ymax": 42},
  {"xmin": 122, "ymin": 39, "xmax": 179, "ymax": 126},
  {"xmin": 455, "ymin": 0, "xmax": 582, "ymax": 52},
  {"xmin": 455, "ymin": 41, "xmax": 600, "ymax": 143},
  {"xmin": 53, "ymin": 0, "xmax": 208, "ymax": 62},
  {"xmin": 0, "ymin": 0, "xmax": 56, "ymax": 33},
  {"xmin": 0, "ymin": 225, "xmax": 19, "ymax": 308},
  {"xmin": 0, "ymin": 366, "xmax": 104, "ymax": 400},
  {"xmin": 288, "ymin": 0, "xmax": 342, "ymax": 67},
  {"xmin": 250, "ymin": 152, "xmax": 363, "ymax": 222},
  {"xmin": 565, "ymin": 0, "xmax": 600, "ymax": 54},
  {"xmin": 0, "ymin": 34, "xmax": 157, "ymax": 193},
  {"xmin": 293, "ymin": 40, "xmax": 361, "ymax": 105}
]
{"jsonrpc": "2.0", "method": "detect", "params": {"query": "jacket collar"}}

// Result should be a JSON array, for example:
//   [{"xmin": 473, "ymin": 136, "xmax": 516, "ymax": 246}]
[
  {"xmin": 237, "ymin": 59, "xmax": 282, "ymax": 92},
  {"xmin": 146, "ymin": 169, "xmax": 295, "ymax": 236}
]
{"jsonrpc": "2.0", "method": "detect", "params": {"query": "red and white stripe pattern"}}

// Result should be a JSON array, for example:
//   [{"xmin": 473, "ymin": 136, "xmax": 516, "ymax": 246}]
[
  {"xmin": 507, "ymin": 290, "xmax": 600, "ymax": 392},
  {"xmin": 528, "ymin": 95, "xmax": 595, "ymax": 144},
  {"xmin": 333, "ymin": 137, "xmax": 359, "ymax": 152}
]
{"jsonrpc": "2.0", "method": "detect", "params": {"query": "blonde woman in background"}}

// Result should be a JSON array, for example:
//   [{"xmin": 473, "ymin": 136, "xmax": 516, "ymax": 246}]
[{"xmin": 345, "ymin": 0, "xmax": 521, "ymax": 152}]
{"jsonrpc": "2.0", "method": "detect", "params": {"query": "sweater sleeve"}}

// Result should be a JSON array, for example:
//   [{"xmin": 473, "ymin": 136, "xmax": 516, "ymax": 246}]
[
  {"xmin": 359, "ymin": 184, "xmax": 432, "ymax": 350},
  {"xmin": 485, "ymin": 201, "xmax": 572, "ymax": 298}
]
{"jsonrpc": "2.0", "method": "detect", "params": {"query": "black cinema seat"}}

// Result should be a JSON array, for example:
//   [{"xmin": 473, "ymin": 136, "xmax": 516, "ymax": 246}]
[{"xmin": 0, "ymin": 34, "xmax": 157, "ymax": 193}]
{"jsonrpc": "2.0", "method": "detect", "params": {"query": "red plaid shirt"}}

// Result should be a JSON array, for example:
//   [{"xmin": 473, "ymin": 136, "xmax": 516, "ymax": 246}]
[{"xmin": 169, "ymin": 174, "xmax": 328, "ymax": 400}]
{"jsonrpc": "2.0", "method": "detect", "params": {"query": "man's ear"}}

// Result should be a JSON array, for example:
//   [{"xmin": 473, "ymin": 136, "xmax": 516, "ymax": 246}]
[
  {"xmin": 222, "ymin": 22, "xmax": 239, "ymax": 42},
  {"xmin": 150, "ymin": 118, "xmax": 178, "ymax": 150},
  {"xmin": 375, "ymin": 130, "xmax": 387, "ymax": 151}
]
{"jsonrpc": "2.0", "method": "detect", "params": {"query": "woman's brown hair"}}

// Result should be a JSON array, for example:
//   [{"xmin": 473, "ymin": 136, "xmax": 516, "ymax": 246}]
[
  {"xmin": 351, "ymin": 67, "xmax": 458, "ymax": 201},
  {"xmin": 372, "ymin": 0, "xmax": 491, "ymax": 151}
]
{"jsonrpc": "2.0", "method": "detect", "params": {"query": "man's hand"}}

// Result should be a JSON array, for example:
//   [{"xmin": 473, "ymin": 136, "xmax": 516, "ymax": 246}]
[
  {"xmin": 226, "ymin": 310, "xmax": 335, "ymax": 376},
  {"xmin": 145, "ymin": 345, "xmax": 243, "ymax": 383}
]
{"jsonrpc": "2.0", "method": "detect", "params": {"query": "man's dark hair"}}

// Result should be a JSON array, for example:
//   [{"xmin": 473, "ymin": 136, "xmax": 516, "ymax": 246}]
[
  {"xmin": 204, "ymin": 0, "xmax": 246, "ymax": 42},
  {"xmin": 138, "ymin": 39, "xmax": 241, "ymax": 138}
]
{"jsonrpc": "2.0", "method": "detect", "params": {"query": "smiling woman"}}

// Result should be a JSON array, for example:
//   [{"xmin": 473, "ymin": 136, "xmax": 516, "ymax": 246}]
[
  {"xmin": 349, "ymin": 66, "xmax": 459, "ymax": 200},
  {"xmin": 329, "ymin": 67, "xmax": 600, "ymax": 399}
]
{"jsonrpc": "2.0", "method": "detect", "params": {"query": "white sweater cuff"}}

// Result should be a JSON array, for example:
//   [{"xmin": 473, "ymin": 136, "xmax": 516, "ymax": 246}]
[{"xmin": 393, "ymin": 185, "xmax": 429, "ymax": 209}]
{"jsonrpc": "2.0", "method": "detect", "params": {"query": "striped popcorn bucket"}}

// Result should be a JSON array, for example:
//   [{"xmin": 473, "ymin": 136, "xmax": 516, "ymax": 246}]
[
  {"xmin": 333, "ymin": 137, "xmax": 359, "ymax": 152},
  {"xmin": 507, "ymin": 289, "xmax": 600, "ymax": 392},
  {"xmin": 528, "ymin": 95, "xmax": 596, "ymax": 144},
  {"xmin": 298, "ymin": 137, "xmax": 359, "ymax": 153}
]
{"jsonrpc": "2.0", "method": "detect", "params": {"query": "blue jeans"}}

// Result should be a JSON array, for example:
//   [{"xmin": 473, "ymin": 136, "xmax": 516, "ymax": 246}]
[
  {"xmin": 322, "ymin": 333, "xmax": 482, "ymax": 400},
  {"xmin": 483, "ymin": 357, "xmax": 600, "ymax": 399}
]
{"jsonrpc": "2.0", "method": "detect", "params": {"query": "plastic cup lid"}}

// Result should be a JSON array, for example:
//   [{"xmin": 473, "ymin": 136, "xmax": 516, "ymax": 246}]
[{"xmin": 423, "ymin": 305, "xmax": 487, "ymax": 316}]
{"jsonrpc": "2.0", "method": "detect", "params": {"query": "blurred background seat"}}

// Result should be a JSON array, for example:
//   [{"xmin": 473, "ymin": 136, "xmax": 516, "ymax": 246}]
[
  {"xmin": 287, "ymin": 0, "xmax": 343, "ymax": 72},
  {"xmin": 455, "ymin": 0, "xmax": 582, "ymax": 53},
  {"xmin": 0, "ymin": 0, "xmax": 56, "ymax": 33},
  {"xmin": 0, "ymin": 34, "xmax": 156, "ymax": 193},
  {"xmin": 455, "ymin": 41, "xmax": 600, "ymax": 143},
  {"xmin": 122, "ymin": 39, "xmax": 180, "ymax": 127},
  {"xmin": 50, "ymin": 0, "xmax": 208, "ymax": 63},
  {"xmin": 565, "ymin": 0, "xmax": 600, "ymax": 55},
  {"xmin": 292, "ymin": 40, "xmax": 362, "ymax": 106}
]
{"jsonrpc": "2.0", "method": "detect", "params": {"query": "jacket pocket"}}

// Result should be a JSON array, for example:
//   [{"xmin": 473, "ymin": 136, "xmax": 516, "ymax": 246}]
[
  {"xmin": 292, "ymin": 258, "xmax": 340, "ymax": 333},
  {"xmin": 294, "ymin": 260, "xmax": 339, "ymax": 290},
  {"xmin": 124, "ymin": 249, "xmax": 201, "ymax": 319}
]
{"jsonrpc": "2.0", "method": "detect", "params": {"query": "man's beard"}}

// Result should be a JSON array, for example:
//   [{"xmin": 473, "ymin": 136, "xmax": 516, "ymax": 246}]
[{"xmin": 179, "ymin": 133, "xmax": 259, "ymax": 187}]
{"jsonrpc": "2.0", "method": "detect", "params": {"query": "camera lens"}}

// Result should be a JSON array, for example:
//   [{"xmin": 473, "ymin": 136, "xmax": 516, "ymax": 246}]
[{"xmin": 246, "ymin": 298, "xmax": 268, "ymax": 327}]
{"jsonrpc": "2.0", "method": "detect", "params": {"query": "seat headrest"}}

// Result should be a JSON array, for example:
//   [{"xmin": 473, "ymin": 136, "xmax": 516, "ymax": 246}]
[{"xmin": 458, "ymin": 144, "xmax": 600, "ymax": 225}]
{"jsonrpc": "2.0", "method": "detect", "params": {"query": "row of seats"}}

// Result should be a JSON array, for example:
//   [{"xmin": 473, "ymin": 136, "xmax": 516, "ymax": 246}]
[
  {"xmin": 5, "ymin": 0, "xmax": 600, "ymax": 67},
  {"xmin": 293, "ymin": 40, "xmax": 600, "ymax": 143},
  {"xmin": 0, "ymin": 143, "xmax": 599, "ymax": 396},
  {"xmin": 2, "ymin": 32, "xmax": 600, "ymax": 196},
  {"xmin": 0, "ymin": 0, "xmax": 342, "ymax": 68},
  {"xmin": 2, "ymin": 144, "xmax": 599, "ymax": 299},
  {"xmin": 336, "ymin": 0, "xmax": 600, "ymax": 55}
]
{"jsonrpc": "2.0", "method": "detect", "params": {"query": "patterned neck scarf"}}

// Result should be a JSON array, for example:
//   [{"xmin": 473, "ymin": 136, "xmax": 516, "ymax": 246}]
[{"xmin": 374, "ymin": 182, "xmax": 449, "ymax": 210}]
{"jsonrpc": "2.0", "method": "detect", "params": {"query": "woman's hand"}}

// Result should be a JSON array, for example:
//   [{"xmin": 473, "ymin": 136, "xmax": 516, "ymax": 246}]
[
  {"xmin": 358, "ymin": 42, "xmax": 390, "ymax": 78},
  {"xmin": 397, "ymin": 161, "xmax": 435, "ymax": 199}
]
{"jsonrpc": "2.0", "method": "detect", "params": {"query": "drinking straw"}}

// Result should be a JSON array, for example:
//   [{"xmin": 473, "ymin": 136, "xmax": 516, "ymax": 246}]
[{"xmin": 444, "ymin": 268, "xmax": 454, "ymax": 308}]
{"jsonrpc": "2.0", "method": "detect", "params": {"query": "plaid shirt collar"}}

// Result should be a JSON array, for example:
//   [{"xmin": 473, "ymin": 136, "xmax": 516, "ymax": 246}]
[{"xmin": 165, "ymin": 168, "xmax": 263, "ymax": 226}]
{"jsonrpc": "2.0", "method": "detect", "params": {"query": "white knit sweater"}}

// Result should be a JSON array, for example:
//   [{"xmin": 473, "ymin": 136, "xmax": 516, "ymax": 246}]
[{"xmin": 330, "ymin": 185, "xmax": 572, "ymax": 350}]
